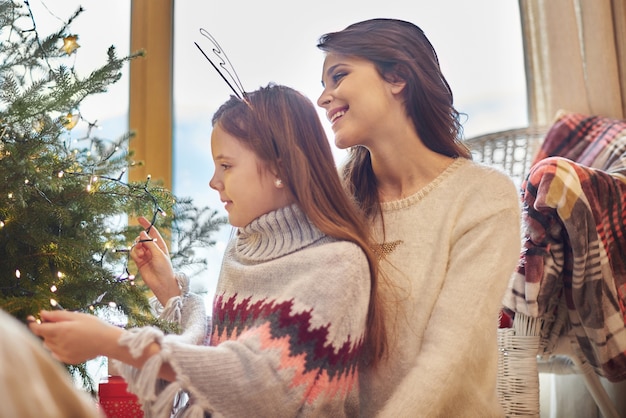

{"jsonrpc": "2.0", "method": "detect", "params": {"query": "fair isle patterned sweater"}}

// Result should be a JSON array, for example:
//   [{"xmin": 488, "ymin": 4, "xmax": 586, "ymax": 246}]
[{"xmin": 115, "ymin": 204, "xmax": 371, "ymax": 418}]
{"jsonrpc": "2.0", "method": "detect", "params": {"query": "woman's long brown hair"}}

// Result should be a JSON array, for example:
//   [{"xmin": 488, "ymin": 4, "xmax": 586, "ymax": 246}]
[{"xmin": 212, "ymin": 83, "xmax": 387, "ymax": 365}]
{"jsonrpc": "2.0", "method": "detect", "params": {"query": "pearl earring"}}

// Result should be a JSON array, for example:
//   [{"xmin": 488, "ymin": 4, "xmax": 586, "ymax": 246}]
[{"xmin": 274, "ymin": 179, "xmax": 283, "ymax": 188}]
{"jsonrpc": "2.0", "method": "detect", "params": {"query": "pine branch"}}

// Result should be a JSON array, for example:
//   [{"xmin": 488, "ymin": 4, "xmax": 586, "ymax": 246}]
[{"xmin": 0, "ymin": 0, "xmax": 227, "ymax": 392}]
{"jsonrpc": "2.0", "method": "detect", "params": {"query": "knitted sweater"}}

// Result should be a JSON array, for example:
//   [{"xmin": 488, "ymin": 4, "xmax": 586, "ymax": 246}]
[
  {"xmin": 361, "ymin": 158, "xmax": 521, "ymax": 417},
  {"xmin": 116, "ymin": 204, "xmax": 371, "ymax": 417}
]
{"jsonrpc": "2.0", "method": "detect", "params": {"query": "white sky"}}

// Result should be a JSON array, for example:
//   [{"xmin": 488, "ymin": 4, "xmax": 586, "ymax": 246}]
[
  {"xmin": 173, "ymin": 0, "xmax": 527, "ymax": 133},
  {"xmin": 27, "ymin": 0, "xmax": 527, "ymax": 303}
]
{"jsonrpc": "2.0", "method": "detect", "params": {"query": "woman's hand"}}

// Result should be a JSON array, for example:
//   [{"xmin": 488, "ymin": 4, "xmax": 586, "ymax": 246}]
[
  {"xmin": 131, "ymin": 216, "xmax": 181, "ymax": 305},
  {"xmin": 28, "ymin": 310, "xmax": 123, "ymax": 365}
]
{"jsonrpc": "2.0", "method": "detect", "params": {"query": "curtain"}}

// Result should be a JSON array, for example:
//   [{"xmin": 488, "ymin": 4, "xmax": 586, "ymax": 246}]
[
  {"xmin": 519, "ymin": 0, "xmax": 626, "ymax": 126},
  {"xmin": 519, "ymin": 2, "xmax": 626, "ymax": 416}
]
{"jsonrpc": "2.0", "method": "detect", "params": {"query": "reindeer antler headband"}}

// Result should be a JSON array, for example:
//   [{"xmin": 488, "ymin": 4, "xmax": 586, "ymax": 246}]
[{"xmin": 194, "ymin": 28, "xmax": 250, "ymax": 105}]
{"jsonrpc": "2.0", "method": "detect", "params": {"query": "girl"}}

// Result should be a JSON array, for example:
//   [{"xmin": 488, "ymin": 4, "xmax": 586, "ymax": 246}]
[
  {"xmin": 30, "ymin": 84, "xmax": 386, "ymax": 417},
  {"xmin": 316, "ymin": 18, "xmax": 522, "ymax": 417}
]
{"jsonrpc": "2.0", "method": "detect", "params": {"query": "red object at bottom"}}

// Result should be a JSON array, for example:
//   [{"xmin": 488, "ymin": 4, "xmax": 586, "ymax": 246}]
[{"xmin": 99, "ymin": 375, "xmax": 143, "ymax": 418}]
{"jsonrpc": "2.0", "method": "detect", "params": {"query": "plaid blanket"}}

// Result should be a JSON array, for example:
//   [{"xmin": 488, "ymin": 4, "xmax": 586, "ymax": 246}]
[{"xmin": 502, "ymin": 112, "xmax": 626, "ymax": 382}]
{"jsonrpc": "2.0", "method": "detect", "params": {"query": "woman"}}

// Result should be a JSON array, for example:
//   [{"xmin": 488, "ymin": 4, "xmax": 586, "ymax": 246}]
[
  {"xmin": 0, "ymin": 308, "xmax": 102, "ymax": 418},
  {"xmin": 316, "ymin": 18, "xmax": 521, "ymax": 417},
  {"xmin": 30, "ymin": 84, "xmax": 386, "ymax": 417}
]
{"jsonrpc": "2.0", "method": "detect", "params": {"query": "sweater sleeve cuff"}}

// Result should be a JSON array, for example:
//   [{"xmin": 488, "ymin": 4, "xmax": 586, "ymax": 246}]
[
  {"xmin": 113, "ymin": 328, "xmax": 182, "ymax": 416},
  {"xmin": 113, "ymin": 328, "xmax": 212, "ymax": 417},
  {"xmin": 148, "ymin": 272, "xmax": 190, "ymax": 322}
]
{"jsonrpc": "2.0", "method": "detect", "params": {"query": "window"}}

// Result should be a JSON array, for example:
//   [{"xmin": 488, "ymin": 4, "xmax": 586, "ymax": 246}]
[
  {"xmin": 29, "ymin": 1, "xmax": 131, "ymax": 144},
  {"xmin": 173, "ymin": 0, "xmax": 527, "ymax": 305}
]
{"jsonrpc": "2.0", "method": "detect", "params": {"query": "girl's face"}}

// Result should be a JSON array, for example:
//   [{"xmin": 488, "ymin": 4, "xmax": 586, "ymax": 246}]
[
  {"xmin": 209, "ymin": 123, "xmax": 289, "ymax": 228},
  {"xmin": 317, "ymin": 53, "xmax": 403, "ymax": 149}
]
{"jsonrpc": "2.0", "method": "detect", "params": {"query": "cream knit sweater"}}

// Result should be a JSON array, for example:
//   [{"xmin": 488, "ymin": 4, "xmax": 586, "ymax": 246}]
[
  {"xmin": 116, "ymin": 204, "xmax": 371, "ymax": 417},
  {"xmin": 360, "ymin": 158, "xmax": 521, "ymax": 417}
]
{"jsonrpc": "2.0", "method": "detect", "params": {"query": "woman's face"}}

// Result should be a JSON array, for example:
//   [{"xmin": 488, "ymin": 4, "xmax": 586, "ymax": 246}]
[
  {"xmin": 317, "ymin": 53, "xmax": 401, "ymax": 149},
  {"xmin": 209, "ymin": 123, "xmax": 288, "ymax": 228}
]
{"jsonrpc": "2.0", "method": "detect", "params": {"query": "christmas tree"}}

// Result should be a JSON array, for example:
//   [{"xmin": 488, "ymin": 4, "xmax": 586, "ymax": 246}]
[{"xmin": 0, "ymin": 0, "xmax": 226, "ymax": 391}]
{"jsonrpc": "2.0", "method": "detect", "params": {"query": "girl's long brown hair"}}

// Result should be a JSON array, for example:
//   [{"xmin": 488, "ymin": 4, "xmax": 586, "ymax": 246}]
[
  {"xmin": 212, "ymin": 83, "xmax": 386, "ymax": 364},
  {"xmin": 318, "ymin": 18, "xmax": 471, "ymax": 219}
]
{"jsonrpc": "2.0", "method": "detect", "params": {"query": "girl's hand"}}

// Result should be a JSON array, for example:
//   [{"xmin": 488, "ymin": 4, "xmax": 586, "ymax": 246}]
[
  {"xmin": 131, "ymin": 216, "xmax": 181, "ymax": 305},
  {"xmin": 28, "ymin": 310, "xmax": 123, "ymax": 365},
  {"xmin": 136, "ymin": 216, "xmax": 170, "ymax": 257}
]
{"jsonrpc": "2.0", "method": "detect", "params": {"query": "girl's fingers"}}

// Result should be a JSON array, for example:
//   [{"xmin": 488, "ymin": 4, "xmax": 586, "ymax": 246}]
[
  {"xmin": 137, "ymin": 216, "xmax": 152, "ymax": 229},
  {"xmin": 136, "ymin": 217, "xmax": 168, "ymax": 253},
  {"xmin": 137, "ymin": 216, "xmax": 161, "ymax": 239},
  {"xmin": 144, "ymin": 228, "xmax": 168, "ymax": 253},
  {"xmin": 147, "ymin": 224, "xmax": 165, "ymax": 245}
]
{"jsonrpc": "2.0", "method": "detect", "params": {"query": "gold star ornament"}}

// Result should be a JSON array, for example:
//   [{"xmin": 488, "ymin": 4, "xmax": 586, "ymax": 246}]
[
  {"xmin": 61, "ymin": 35, "xmax": 80, "ymax": 55},
  {"xmin": 64, "ymin": 112, "xmax": 80, "ymax": 130}
]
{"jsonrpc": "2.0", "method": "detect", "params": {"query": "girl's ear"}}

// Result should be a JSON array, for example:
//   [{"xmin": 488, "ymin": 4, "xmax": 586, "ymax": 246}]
[{"xmin": 268, "ymin": 160, "xmax": 283, "ymax": 183}]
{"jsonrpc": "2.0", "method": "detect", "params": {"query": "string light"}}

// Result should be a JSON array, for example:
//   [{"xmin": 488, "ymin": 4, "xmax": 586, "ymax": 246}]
[
  {"xmin": 113, "ymin": 238, "xmax": 156, "ymax": 282},
  {"xmin": 61, "ymin": 172, "xmax": 163, "ymax": 308},
  {"xmin": 4, "ymin": 2, "xmax": 175, "ymax": 328},
  {"xmin": 2, "ymin": 170, "xmax": 168, "ymax": 316},
  {"xmin": 49, "ymin": 298, "xmax": 64, "ymax": 310}
]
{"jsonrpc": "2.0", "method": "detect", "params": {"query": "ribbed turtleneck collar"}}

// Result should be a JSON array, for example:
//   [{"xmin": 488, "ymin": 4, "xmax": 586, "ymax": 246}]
[{"xmin": 233, "ymin": 204, "xmax": 327, "ymax": 262}]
